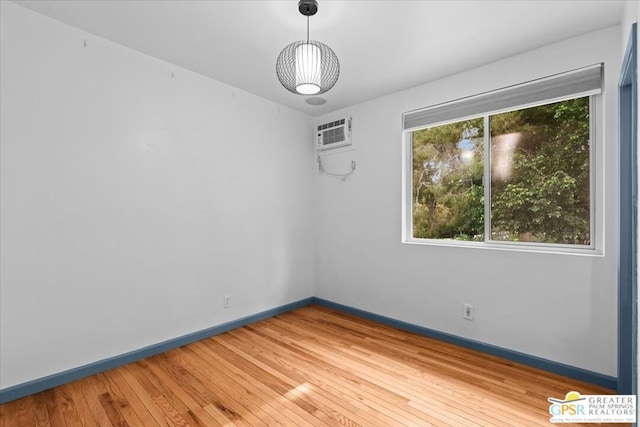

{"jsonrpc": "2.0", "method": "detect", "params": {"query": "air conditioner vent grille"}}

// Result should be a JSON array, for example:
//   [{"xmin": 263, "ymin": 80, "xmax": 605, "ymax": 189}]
[
  {"xmin": 316, "ymin": 117, "xmax": 352, "ymax": 151},
  {"xmin": 318, "ymin": 119, "xmax": 345, "ymax": 131},
  {"xmin": 323, "ymin": 127, "xmax": 345, "ymax": 145}
]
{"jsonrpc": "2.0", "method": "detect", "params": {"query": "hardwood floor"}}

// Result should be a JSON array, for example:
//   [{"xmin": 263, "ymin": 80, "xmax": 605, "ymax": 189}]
[{"xmin": 0, "ymin": 305, "xmax": 629, "ymax": 426}]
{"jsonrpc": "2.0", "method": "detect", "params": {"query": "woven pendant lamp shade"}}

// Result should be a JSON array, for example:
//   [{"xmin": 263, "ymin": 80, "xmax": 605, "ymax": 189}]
[
  {"xmin": 276, "ymin": 40, "xmax": 340, "ymax": 95},
  {"xmin": 276, "ymin": 0, "xmax": 340, "ymax": 96}
]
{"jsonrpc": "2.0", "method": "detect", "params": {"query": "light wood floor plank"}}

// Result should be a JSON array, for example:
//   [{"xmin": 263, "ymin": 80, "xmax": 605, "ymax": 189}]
[
  {"xmin": 31, "ymin": 393, "xmax": 52, "ymax": 427},
  {"xmin": 210, "ymin": 331, "xmax": 341, "ymax": 425},
  {"xmin": 231, "ymin": 326, "xmax": 433, "ymax": 426},
  {"xmin": 0, "ymin": 305, "xmax": 629, "ymax": 426},
  {"xmin": 63, "ymin": 381, "xmax": 100, "ymax": 427},
  {"xmin": 124, "ymin": 361, "xmax": 194, "ymax": 427},
  {"xmin": 117, "ymin": 367, "xmax": 176, "ymax": 427},
  {"xmin": 41, "ymin": 389, "xmax": 67, "ymax": 427},
  {"xmin": 270, "ymin": 320, "xmax": 525, "ymax": 425},
  {"xmin": 14, "ymin": 394, "xmax": 37, "ymax": 427},
  {"xmin": 180, "ymin": 343, "xmax": 318, "ymax": 427},
  {"xmin": 69, "ymin": 379, "xmax": 113, "ymax": 427},
  {"xmin": 146, "ymin": 352, "xmax": 243, "ymax": 426},
  {"xmin": 106, "ymin": 368, "xmax": 163, "ymax": 427},
  {"xmin": 149, "ymin": 350, "xmax": 275, "ymax": 427},
  {"xmin": 223, "ymin": 329, "xmax": 375, "ymax": 426},
  {"xmin": 193, "ymin": 338, "xmax": 333, "ymax": 426},
  {"xmin": 0, "ymin": 397, "xmax": 21, "ymax": 427},
  {"xmin": 240, "ymin": 325, "xmax": 464, "ymax": 424}
]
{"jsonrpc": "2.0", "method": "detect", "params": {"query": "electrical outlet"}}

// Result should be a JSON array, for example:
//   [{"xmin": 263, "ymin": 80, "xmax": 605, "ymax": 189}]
[
  {"xmin": 463, "ymin": 303, "xmax": 474, "ymax": 320},
  {"xmin": 224, "ymin": 295, "xmax": 231, "ymax": 309}
]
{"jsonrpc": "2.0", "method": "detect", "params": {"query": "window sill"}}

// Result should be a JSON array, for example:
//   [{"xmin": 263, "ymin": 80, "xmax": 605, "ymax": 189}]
[{"xmin": 402, "ymin": 238, "xmax": 603, "ymax": 257}]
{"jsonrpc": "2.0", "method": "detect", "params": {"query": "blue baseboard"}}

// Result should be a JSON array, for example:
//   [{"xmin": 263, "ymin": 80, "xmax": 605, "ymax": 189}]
[
  {"xmin": 311, "ymin": 297, "xmax": 618, "ymax": 391},
  {"xmin": 0, "ymin": 297, "xmax": 314, "ymax": 404},
  {"xmin": 0, "ymin": 295, "xmax": 617, "ymax": 404}
]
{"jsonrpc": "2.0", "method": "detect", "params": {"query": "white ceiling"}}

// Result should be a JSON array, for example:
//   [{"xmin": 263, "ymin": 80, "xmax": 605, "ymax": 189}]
[{"xmin": 12, "ymin": 0, "xmax": 625, "ymax": 116}]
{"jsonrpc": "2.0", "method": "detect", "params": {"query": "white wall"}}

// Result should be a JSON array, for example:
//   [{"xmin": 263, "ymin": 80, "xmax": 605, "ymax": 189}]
[
  {"xmin": 0, "ymin": 1, "xmax": 314, "ymax": 389},
  {"xmin": 313, "ymin": 27, "xmax": 621, "ymax": 376}
]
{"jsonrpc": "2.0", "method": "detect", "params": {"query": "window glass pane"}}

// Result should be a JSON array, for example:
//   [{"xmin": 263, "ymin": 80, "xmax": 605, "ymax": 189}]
[
  {"xmin": 412, "ymin": 118, "xmax": 485, "ymax": 241},
  {"xmin": 490, "ymin": 97, "xmax": 590, "ymax": 245}
]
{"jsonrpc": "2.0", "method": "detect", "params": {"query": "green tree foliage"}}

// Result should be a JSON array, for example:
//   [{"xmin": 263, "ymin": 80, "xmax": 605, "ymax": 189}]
[
  {"xmin": 412, "ymin": 97, "xmax": 590, "ymax": 245},
  {"xmin": 490, "ymin": 98, "xmax": 590, "ymax": 244},
  {"xmin": 412, "ymin": 118, "xmax": 485, "ymax": 240}
]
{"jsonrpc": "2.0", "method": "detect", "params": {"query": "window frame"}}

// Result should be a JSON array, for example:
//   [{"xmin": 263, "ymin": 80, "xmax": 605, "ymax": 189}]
[{"xmin": 401, "ymin": 69, "xmax": 602, "ymax": 256}]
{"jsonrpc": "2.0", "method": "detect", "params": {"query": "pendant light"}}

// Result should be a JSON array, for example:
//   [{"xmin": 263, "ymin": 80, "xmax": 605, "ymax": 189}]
[{"xmin": 276, "ymin": 0, "xmax": 340, "ymax": 95}]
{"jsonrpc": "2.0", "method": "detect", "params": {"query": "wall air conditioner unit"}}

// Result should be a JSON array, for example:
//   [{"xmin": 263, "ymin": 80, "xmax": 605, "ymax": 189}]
[{"xmin": 316, "ymin": 117, "xmax": 352, "ymax": 151}]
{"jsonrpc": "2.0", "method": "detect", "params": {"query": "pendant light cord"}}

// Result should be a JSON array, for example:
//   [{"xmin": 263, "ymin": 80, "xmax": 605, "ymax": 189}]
[{"xmin": 306, "ymin": 16, "xmax": 310, "ymax": 42}]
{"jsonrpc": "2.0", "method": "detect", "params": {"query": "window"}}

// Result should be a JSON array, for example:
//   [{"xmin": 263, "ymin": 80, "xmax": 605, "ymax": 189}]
[
  {"xmin": 403, "ymin": 65, "xmax": 601, "ymax": 252},
  {"xmin": 412, "ymin": 118, "xmax": 486, "ymax": 241}
]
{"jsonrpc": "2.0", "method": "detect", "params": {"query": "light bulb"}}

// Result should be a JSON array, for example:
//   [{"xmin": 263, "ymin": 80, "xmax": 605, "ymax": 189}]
[{"xmin": 295, "ymin": 43, "xmax": 321, "ymax": 95}]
